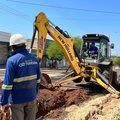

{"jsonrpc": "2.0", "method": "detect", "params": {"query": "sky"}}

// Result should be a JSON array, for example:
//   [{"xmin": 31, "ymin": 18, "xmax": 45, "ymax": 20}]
[{"xmin": 0, "ymin": 0, "xmax": 120, "ymax": 55}]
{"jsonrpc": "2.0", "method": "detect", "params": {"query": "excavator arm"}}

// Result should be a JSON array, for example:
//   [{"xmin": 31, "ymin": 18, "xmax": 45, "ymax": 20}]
[
  {"xmin": 31, "ymin": 12, "xmax": 81, "ymax": 75},
  {"xmin": 30, "ymin": 12, "xmax": 119, "ymax": 95}
]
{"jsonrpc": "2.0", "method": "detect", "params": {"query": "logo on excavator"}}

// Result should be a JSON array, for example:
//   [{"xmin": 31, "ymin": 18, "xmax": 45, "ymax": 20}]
[
  {"xmin": 58, "ymin": 35, "xmax": 73, "ymax": 61},
  {"xmin": 40, "ymin": 37, "xmax": 44, "ymax": 49}
]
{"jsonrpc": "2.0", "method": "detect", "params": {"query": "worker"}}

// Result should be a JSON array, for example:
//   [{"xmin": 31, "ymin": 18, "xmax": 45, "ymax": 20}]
[
  {"xmin": 0, "ymin": 34, "xmax": 40, "ymax": 120},
  {"xmin": 88, "ymin": 42, "xmax": 98, "ymax": 58}
]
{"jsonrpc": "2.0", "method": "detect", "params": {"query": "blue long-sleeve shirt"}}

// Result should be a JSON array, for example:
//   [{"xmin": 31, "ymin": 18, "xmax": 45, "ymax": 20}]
[
  {"xmin": 89, "ymin": 46, "xmax": 98, "ymax": 52},
  {"xmin": 0, "ymin": 48, "xmax": 40, "ymax": 106}
]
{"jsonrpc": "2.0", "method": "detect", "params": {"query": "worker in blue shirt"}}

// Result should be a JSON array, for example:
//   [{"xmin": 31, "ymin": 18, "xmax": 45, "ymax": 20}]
[
  {"xmin": 88, "ymin": 42, "xmax": 98, "ymax": 58},
  {"xmin": 0, "ymin": 34, "xmax": 40, "ymax": 120}
]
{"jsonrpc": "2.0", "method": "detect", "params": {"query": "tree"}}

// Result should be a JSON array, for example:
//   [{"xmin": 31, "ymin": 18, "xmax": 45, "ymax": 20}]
[
  {"xmin": 114, "ymin": 57, "xmax": 120, "ymax": 66},
  {"xmin": 73, "ymin": 36, "xmax": 82, "ymax": 53},
  {"xmin": 46, "ymin": 41, "xmax": 64, "ymax": 61},
  {"xmin": 46, "ymin": 37, "xmax": 82, "ymax": 60},
  {"xmin": 46, "ymin": 37, "xmax": 82, "ymax": 68}
]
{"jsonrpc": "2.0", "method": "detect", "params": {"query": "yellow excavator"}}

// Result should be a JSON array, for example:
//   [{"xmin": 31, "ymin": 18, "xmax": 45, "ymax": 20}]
[{"xmin": 30, "ymin": 12, "xmax": 119, "ymax": 95}]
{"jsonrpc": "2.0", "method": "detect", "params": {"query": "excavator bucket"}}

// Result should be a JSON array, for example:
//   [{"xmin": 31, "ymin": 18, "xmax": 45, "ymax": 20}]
[
  {"xmin": 40, "ymin": 73, "xmax": 53, "ymax": 89},
  {"xmin": 40, "ymin": 70, "xmax": 120, "ymax": 95}
]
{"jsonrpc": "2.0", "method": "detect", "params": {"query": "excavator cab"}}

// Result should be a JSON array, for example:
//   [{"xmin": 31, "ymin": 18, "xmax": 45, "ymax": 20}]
[
  {"xmin": 81, "ymin": 34, "xmax": 115, "ymax": 85},
  {"xmin": 82, "ymin": 34, "xmax": 113, "ymax": 63}
]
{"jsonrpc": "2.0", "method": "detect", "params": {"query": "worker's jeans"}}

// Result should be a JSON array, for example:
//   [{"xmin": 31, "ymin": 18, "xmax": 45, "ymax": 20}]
[{"xmin": 11, "ymin": 99, "xmax": 37, "ymax": 120}]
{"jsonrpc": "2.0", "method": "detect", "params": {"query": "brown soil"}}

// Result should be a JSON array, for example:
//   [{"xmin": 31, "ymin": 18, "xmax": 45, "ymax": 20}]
[
  {"xmin": 64, "ymin": 94, "xmax": 120, "ymax": 120},
  {"xmin": 36, "ymin": 88, "xmax": 89, "ymax": 119},
  {"xmin": 0, "ymin": 78, "xmax": 89, "ymax": 120},
  {"xmin": 1, "ymin": 69, "xmax": 120, "ymax": 120},
  {"xmin": 0, "ymin": 80, "xmax": 10, "ymax": 120}
]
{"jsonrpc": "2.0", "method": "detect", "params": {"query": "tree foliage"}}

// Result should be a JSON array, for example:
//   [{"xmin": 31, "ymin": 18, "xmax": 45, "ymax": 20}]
[
  {"xmin": 114, "ymin": 57, "xmax": 120, "ymax": 66},
  {"xmin": 46, "ymin": 41, "xmax": 64, "ymax": 61},
  {"xmin": 46, "ymin": 36, "xmax": 82, "ymax": 61},
  {"xmin": 73, "ymin": 36, "xmax": 82, "ymax": 53}
]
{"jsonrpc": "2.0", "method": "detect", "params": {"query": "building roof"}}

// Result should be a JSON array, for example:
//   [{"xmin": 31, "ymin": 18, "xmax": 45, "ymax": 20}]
[
  {"xmin": 0, "ymin": 31, "xmax": 11, "ymax": 43},
  {"xmin": 26, "ymin": 38, "xmax": 52, "ymax": 49}
]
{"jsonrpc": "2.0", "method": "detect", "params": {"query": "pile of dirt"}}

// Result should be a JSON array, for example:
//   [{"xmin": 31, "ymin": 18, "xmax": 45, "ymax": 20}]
[
  {"xmin": 0, "ymin": 80, "xmax": 89, "ymax": 120},
  {"xmin": 36, "ymin": 88, "xmax": 89, "ymax": 119},
  {"xmin": 0, "ymin": 106, "xmax": 11, "ymax": 120},
  {"xmin": 0, "ymin": 80, "xmax": 11, "ymax": 120},
  {"xmin": 64, "ymin": 94, "xmax": 120, "ymax": 120}
]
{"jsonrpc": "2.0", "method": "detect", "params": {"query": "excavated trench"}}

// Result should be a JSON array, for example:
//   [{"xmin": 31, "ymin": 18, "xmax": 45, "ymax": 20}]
[
  {"xmin": 0, "ymin": 68, "xmax": 120, "ymax": 120},
  {"xmin": 35, "ymin": 81, "xmax": 109, "ymax": 119},
  {"xmin": 36, "ymin": 87, "xmax": 89, "ymax": 119},
  {"xmin": 35, "ymin": 78, "xmax": 109, "ymax": 120},
  {"xmin": 0, "ymin": 82, "xmax": 120, "ymax": 120},
  {"xmin": 0, "ymin": 79, "xmax": 112, "ymax": 120},
  {"xmin": 0, "ymin": 80, "xmax": 89, "ymax": 120}
]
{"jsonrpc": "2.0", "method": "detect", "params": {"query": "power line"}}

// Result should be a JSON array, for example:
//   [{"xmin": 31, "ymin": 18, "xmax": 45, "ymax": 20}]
[
  {"xmin": 0, "ymin": 2, "xmax": 32, "ymax": 22},
  {"xmin": 7, "ymin": 0, "xmax": 120, "ymax": 15},
  {"xmin": 0, "ymin": 2, "xmax": 96, "ymax": 23},
  {"xmin": 0, "ymin": 1, "xmax": 84, "ymax": 22}
]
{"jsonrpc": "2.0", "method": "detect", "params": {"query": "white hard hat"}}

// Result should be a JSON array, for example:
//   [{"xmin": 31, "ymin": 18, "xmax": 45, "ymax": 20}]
[{"xmin": 10, "ymin": 34, "xmax": 26, "ymax": 46}]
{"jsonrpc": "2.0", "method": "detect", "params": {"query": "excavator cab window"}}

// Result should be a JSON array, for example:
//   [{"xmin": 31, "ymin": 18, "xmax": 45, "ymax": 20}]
[
  {"xmin": 82, "ymin": 34, "xmax": 110, "ymax": 60},
  {"xmin": 82, "ymin": 41, "xmax": 99, "ymax": 59},
  {"xmin": 99, "ymin": 39, "xmax": 109, "ymax": 58}
]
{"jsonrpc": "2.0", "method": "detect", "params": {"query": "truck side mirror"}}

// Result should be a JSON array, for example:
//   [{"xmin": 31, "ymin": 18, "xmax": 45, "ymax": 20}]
[{"xmin": 111, "ymin": 43, "xmax": 114, "ymax": 49}]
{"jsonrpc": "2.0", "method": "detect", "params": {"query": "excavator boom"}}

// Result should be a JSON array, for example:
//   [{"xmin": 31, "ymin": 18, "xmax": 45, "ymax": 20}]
[
  {"xmin": 31, "ymin": 12, "xmax": 81, "ymax": 74},
  {"xmin": 30, "ymin": 12, "xmax": 119, "ymax": 95}
]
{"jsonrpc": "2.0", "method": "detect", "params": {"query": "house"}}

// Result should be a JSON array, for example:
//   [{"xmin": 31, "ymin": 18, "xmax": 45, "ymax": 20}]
[
  {"xmin": 0, "ymin": 31, "xmax": 11, "ymax": 65},
  {"xmin": 0, "ymin": 31, "xmax": 69, "ymax": 68},
  {"xmin": 26, "ymin": 38, "xmax": 52, "ymax": 67},
  {"xmin": 26, "ymin": 39, "xmax": 69, "ymax": 68}
]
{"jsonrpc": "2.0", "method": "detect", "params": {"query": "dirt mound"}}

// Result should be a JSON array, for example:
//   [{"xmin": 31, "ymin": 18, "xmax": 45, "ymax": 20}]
[
  {"xmin": 64, "ymin": 94, "xmax": 120, "ymax": 120},
  {"xmin": 0, "ymin": 106, "xmax": 11, "ymax": 120},
  {"xmin": 0, "ymin": 80, "xmax": 89, "ymax": 120},
  {"xmin": 0, "ymin": 80, "xmax": 10, "ymax": 120},
  {"xmin": 36, "ymin": 88, "xmax": 89, "ymax": 119}
]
